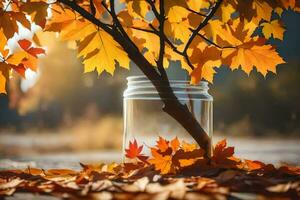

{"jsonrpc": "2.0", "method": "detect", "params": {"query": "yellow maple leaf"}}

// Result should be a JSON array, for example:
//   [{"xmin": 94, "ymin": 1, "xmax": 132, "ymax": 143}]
[
  {"xmin": 187, "ymin": 0, "xmax": 210, "ymax": 11},
  {"xmin": 164, "ymin": 0, "xmax": 189, "ymax": 23},
  {"xmin": 216, "ymin": 2, "xmax": 235, "ymax": 22},
  {"xmin": 124, "ymin": 0, "xmax": 150, "ymax": 19},
  {"xmin": 261, "ymin": 20, "xmax": 285, "ymax": 40},
  {"xmin": 165, "ymin": 19, "xmax": 191, "ymax": 43},
  {"xmin": 222, "ymin": 37, "xmax": 285, "ymax": 76},
  {"xmin": 47, "ymin": 7, "xmax": 130, "ymax": 75},
  {"xmin": 78, "ymin": 27, "xmax": 130, "ymax": 75}
]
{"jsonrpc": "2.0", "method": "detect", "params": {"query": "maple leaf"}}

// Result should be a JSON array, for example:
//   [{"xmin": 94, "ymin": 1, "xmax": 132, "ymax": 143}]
[
  {"xmin": 20, "ymin": 1, "xmax": 49, "ymax": 28},
  {"xmin": 163, "ymin": 0, "xmax": 189, "ymax": 23},
  {"xmin": 0, "ymin": 34, "xmax": 29, "ymax": 93},
  {"xmin": 187, "ymin": 0, "xmax": 210, "ymax": 11},
  {"xmin": 156, "ymin": 136, "xmax": 169, "ymax": 152},
  {"xmin": 0, "ymin": 11, "xmax": 30, "ymax": 39},
  {"xmin": 216, "ymin": 2, "xmax": 235, "ymax": 23},
  {"xmin": 122, "ymin": 0, "xmax": 150, "ymax": 19},
  {"xmin": 148, "ymin": 148, "xmax": 173, "ymax": 174},
  {"xmin": 243, "ymin": 160, "xmax": 266, "ymax": 171},
  {"xmin": 46, "ymin": 7, "xmax": 130, "ymax": 75},
  {"xmin": 261, "ymin": 20, "xmax": 286, "ymax": 40},
  {"xmin": 221, "ymin": 37, "xmax": 285, "ymax": 76},
  {"xmin": 18, "ymin": 39, "xmax": 45, "ymax": 71},
  {"xmin": 78, "ymin": 28, "xmax": 130, "ymax": 75},
  {"xmin": 45, "ymin": 5, "xmax": 77, "ymax": 32},
  {"xmin": 235, "ymin": 0, "xmax": 273, "ymax": 22},
  {"xmin": 212, "ymin": 139, "xmax": 241, "ymax": 168},
  {"xmin": 205, "ymin": 19, "xmax": 286, "ymax": 76},
  {"xmin": 125, "ymin": 139, "xmax": 148, "ymax": 162},
  {"xmin": 189, "ymin": 45, "xmax": 222, "ymax": 83},
  {"xmin": 170, "ymin": 137, "xmax": 180, "ymax": 152}
]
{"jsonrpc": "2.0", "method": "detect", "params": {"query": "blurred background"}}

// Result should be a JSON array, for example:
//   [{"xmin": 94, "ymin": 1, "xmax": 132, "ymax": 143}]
[{"xmin": 0, "ymin": 11, "xmax": 299, "ymax": 169}]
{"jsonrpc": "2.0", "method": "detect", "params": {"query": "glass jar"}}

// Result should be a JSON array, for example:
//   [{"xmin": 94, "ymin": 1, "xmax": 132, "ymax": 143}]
[{"xmin": 123, "ymin": 76, "xmax": 213, "ymax": 156}]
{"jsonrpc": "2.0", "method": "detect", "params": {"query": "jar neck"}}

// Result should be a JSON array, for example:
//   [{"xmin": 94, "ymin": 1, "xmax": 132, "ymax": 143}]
[
  {"xmin": 124, "ymin": 76, "xmax": 212, "ymax": 100},
  {"xmin": 126, "ymin": 76, "xmax": 209, "ymax": 91}
]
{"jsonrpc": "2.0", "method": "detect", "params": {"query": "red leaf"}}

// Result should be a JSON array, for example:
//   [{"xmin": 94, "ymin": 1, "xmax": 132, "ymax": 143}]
[
  {"xmin": 11, "ymin": 64, "xmax": 26, "ymax": 77},
  {"xmin": 27, "ymin": 47, "xmax": 45, "ymax": 57},
  {"xmin": 125, "ymin": 139, "xmax": 148, "ymax": 162},
  {"xmin": 18, "ymin": 39, "xmax": 45, "ymax": 57},
  {"xmin": 18, "ymin": 39, "xmax": 31, "ymax": 50}
]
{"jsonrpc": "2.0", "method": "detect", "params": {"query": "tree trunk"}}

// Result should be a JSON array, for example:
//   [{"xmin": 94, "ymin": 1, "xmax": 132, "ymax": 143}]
[
  {"xmin": 112, "ymin": 33, "xmax": 211, "ymax": 155},
  {"xmin": 57, "ymin": 0, "xmax": 212, "ymax": 155}
]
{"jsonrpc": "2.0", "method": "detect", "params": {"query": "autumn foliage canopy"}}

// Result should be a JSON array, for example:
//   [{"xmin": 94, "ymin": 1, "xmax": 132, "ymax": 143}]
[{"xmin": 1, "ymin": 0, "xmax": 299, "ymax": 94}]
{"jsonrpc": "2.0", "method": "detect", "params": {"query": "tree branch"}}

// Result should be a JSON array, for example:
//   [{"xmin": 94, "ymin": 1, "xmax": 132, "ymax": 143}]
[
  {"xmin": 89, "ymin": 0, "xmax": 96, "ymax": 16},
  {"xmin": 185, "ymin": 7, "xmax": 207, "ymax": 17},
  {"xmin": 130, "ymin": 26, "xmax": 156, "ymax": 34},
  {"xmin": 58, "ymin": 0, "xmax": 212, "ymax": 154},
  {"xmin": 109, "ymin": 0, "xmax": 142, "ymax": 52},
  {"xmin": 101, "ymin": 1, "xmax": 112, "ymax": 15},
  {"xmin": 156, "ymin": 0, "xmax": 167, "ymax": 79},
  {"xmin": 145, "ymin": 0, "xmax": 160, "ymax": 19},
  {"xmin": 183, "ymin": 0, "xmax": 223, "ymax": 54},
  {"xmin": 195, "ymin": 32, "xmax": 235, "ymax": 49}
]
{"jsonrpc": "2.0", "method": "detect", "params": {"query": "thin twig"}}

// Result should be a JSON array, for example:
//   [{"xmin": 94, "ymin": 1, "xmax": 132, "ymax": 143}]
[
  {"xmin": 129, "ymin": 26, "xmax": 156, "ymax": 34},
  {"xmin": 145, "ymin": 0, "xmax": 160, "ymax": 19},
  {"xmin": 89, "ymin": 0, "xmax": 96, "ymax": 16},
  {"xmin": 149, "ymin": 21, "xmax": 195, "ymax": 70},
  {"xmin": 101, "ymin": 1, "xmax": 112, "ymax": 15},
  {"xmin": 195, "ymin": 32, "xmax": 235, "ymax": 49},
  {"xmin": 186, "ymin": 7, "xmax": 207, "ymax": 17}
]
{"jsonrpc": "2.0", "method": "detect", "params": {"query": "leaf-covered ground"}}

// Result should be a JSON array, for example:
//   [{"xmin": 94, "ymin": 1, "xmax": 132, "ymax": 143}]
[{"xmin": 0, "ymin": 138, "xmax": 299, "ymax": 200}]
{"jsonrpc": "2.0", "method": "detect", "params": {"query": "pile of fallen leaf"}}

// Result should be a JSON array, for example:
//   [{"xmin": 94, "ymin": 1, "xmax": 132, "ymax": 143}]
[{"xmin": 0, "ymin": 138, "xmax": 299, "ymax": 200}]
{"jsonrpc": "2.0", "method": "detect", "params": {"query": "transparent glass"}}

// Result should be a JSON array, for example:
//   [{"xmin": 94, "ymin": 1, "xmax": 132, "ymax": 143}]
[{"xmin": 123, "ymin": 76, "xmax": 213, "ymax": 156}]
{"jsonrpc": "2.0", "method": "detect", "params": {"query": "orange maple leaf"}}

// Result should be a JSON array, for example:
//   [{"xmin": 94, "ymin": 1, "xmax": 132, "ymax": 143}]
[
  {"xmin": 148, "ymin": 148, "xmax": 173, "ymax": 174},
  {"xmin": 156, "ymin": 136, "xmax": 169, "ymax": 152}
]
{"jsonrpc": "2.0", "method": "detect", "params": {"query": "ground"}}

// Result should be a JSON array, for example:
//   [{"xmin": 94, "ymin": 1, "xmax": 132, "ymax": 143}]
[{"xmin": 0, "ymin": 135, "xmax": 299, "ymax": 199}]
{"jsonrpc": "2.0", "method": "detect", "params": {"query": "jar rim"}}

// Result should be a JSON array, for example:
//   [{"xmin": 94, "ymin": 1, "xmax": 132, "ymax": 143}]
[{"xmin": 126, "ymin": 75, "xmax": 209, "ymax": 86}]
